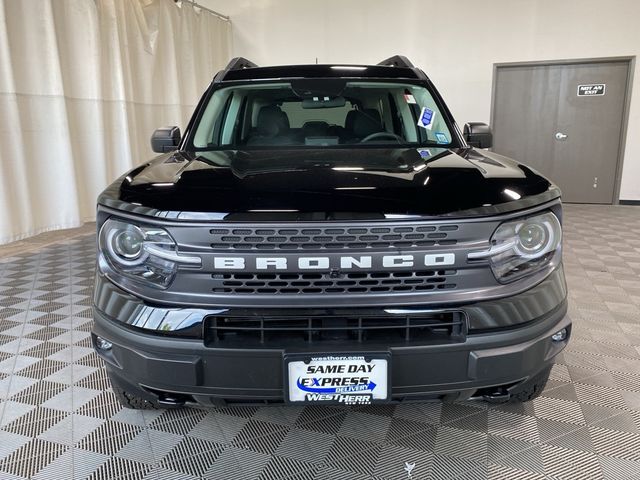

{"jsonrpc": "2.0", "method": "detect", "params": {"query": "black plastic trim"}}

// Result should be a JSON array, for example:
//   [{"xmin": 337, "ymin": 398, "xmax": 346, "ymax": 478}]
[
  {"xmin": 92, "ymin": 265, "xmax": 567, "ymax": 335},
  {"xmin": 377, "ymin": 55, "xmax": 415, "ymax": 68},
  {"xmin": 93, "ymin": 299, "xmax": 570, "ymax": 404}
]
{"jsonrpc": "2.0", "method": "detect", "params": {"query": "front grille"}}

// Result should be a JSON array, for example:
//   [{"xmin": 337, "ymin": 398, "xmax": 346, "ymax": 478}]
[
  {"xmin": 204, "ymin": 312, "xmax": 467, "ymax": 346},
  {"xmin": 211, "ymin": 269, "xmax": 457, "ymax": 295},
  {"xmin": 163, "ymin": 217, "xmax": 501, "ymax": 305},
  {"xmin": 209, "ymin": 224, "xmax": 459, "ymax": 251}
]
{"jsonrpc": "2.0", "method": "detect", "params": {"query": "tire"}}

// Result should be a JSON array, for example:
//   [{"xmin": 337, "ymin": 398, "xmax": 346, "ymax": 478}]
[{"xmin": 509, "ymin": 366, "xmax": 552, "ymax": 403}]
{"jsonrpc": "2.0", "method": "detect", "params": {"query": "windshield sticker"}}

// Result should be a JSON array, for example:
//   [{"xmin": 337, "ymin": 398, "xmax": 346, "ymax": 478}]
[
  {"xmin": 435, "ymin": 132, "xmax": 448, "ymax": 144},
  {"xmin": 417, "ymin": 107, "xmax": 435, "ymax": 130},
  {"xmin": 417, "ymin": 148, "xmax": 431, "ymax": 158},
  {"xmin": 404, "ymin": 93, "xmax": 417, "ymax": 104}
]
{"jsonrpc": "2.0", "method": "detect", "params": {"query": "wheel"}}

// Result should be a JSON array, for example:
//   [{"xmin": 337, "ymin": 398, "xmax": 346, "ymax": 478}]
[
  {"xmin": 509, "ymin": 366, "xmax": 552, "ymax": 403},
  {"xmin": 111, "ymin": 383, "xmax": 160, "ymax": 410}
]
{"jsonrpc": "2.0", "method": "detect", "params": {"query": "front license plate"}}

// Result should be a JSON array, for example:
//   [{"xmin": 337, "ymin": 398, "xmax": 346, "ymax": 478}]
[{"xmin": 286, "ymin": 354, "xmax": 389, "ymax": 405}]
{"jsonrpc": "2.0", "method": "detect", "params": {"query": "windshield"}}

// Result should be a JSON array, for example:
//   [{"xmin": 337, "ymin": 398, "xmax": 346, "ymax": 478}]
[{"xmin": 191, "ymin": 80, "xmax": 455, "ymax": 149}]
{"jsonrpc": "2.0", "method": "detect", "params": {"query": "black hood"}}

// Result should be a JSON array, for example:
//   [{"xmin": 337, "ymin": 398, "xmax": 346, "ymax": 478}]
[{"xmin": 101, "ymin": 147, "xmax": 558, "ymax": 219}]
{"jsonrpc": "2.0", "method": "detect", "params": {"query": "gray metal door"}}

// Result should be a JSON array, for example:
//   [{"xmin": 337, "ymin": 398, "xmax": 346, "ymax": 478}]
[{"xmin": 492, "ymin": 60, "xmax": 630, "ymax": 203}]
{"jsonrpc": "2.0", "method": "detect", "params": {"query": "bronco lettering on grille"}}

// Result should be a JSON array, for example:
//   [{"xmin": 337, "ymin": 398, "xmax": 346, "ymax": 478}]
[{"xmin": 212, "ymin": 253, "xmax": 455, "ymax": 271}]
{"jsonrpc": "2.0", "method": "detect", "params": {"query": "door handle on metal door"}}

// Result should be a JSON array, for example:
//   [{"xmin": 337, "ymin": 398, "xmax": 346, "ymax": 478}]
[{"xmin": 555, "ymin": 132, "xmax": 568, "ymax": 141}]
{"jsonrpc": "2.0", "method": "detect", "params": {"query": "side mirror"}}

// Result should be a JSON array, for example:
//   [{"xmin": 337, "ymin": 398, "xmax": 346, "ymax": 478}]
[
  {"xmin": 463, "ymin": 122, "xmax": 493, "ymax": 149},
  {"xmin": 151, "ymin": 126, "xmax": 181, "ymax": 153}
]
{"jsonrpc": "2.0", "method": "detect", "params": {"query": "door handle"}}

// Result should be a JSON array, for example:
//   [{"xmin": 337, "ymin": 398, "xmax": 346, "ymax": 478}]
[{"xmin": 555, "ymin": 132, "xmax": 568, "ymax": 141}]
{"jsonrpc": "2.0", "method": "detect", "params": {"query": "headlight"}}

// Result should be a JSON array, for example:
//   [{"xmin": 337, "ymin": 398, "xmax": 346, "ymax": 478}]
[
  {"xmin": 112, "ymin": 228, "xmax": 144, "ymax": 260},
  {"xmin": 98, "ymin": 219, "xmax": 200, "ymax": 288},
  {"xmin": 468, "ymin": 211, "xmax": 562, "ymax": 283}
]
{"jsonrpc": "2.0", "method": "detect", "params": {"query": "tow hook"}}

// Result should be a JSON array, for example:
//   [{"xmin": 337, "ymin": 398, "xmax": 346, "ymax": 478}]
[
  {"xmin": 157, "ymin": 394, "xmax": 187, "ymax": 407},
  {"xmin": 482, "ymin": 388, "xmax": 511, "ymax": 403}
]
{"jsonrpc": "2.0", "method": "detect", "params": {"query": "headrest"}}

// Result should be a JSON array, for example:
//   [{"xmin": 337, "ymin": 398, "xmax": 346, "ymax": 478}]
[
  {"xmin": 303, "ymin": 121, "xmax": 329, "ymax": 137},
  {"xmin": 352, "ymin": 109, "xmax": 383, "ymax": 138},
  {"xmin": 345, "ymin": 110, "xmax": 359, "ymax": 131},
  {"xmin": 257, "ymin": 105, "xmax": 289, "ymax": 137}
]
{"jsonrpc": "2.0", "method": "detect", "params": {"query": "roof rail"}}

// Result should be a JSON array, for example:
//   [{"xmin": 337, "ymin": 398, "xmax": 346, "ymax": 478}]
[
  {"xmin": 224, "ymin": 57, "xmax": 258, "ymax": 71},
  {"xmin": 214, "ymin": 56, "xmax": 259, "ymax": 82},
  {"xmin": 377, "ymin": 55, "xmax": 414, "ymax": 68}
]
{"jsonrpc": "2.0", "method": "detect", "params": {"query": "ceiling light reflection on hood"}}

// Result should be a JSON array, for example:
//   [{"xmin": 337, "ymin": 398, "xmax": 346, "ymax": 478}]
[
  {"xmin": 333, "ymin": 167, "xmax": 364, "ymax": 171},
  {"xmin": 330, "ymin": 66, "xmax": 367, "ymax": 71},
  {"xmin": 503, "ymin": 188, "xmax": 522, "ymax": 200}
]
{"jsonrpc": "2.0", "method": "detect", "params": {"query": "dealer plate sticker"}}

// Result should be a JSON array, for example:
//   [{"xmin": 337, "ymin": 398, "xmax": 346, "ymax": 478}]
[{"xmin": 287, "ymin": 355, "xmax": 388, "ymax": 405}]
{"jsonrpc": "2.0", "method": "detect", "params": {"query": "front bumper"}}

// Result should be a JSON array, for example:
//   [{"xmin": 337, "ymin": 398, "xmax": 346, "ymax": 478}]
[{"xmin": 92, "ymin": 268, "xmax": 570, "ymax": 406}]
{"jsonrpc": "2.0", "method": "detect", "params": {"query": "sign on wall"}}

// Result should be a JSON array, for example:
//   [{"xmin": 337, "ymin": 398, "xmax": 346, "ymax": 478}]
[{"xmin": 577, "ymin": 84, "xmax": 606, "ymax": 96}]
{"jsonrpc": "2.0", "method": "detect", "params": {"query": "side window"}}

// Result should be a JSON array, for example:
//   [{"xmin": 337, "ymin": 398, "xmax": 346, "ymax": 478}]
[
  {"xmin": 193, "ymin": 89, "xmax": 232, "ymax": 147},
  {"xmin": 233, "ymin": 96, "xmax": 249, "ymax": 144},
  {"xmin": 219, "ymin": 93, "xmax": 247, "ymax": 145},
  {"xmin": 212, "ymin": 93, "xmax": 234, "ymax": 145}
]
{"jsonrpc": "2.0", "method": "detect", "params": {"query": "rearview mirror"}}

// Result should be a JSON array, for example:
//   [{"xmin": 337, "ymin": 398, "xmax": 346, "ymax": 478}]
[
  {"xmin": 291, "ymin": 78, "xmax": 346, "ymax": 98},
  {"xmin": 463, "ymin": 122, "xmax": 493, "ymax": 149},
  {"xmin": 151, "ymin": 126, "xmax": 181, "ymax": 153},
  {"xmin": 302, "ymin": 96, "xmax": 346, "ymax": 109}
]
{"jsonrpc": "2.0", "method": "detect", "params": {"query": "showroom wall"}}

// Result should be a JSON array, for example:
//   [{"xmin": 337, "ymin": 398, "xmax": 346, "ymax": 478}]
[
  {"xmin": 0, "ymin": 0, "xmax": 231, "ymax": 244},
  {"xmin": 201, "ymin": 0, "xmax": 640, "ymax": 202}
]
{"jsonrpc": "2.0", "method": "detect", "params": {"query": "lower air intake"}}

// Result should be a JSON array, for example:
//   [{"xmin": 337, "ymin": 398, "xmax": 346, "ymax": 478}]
[{"xmin": 204, "ymin": 311, "xmax": 467, "ymax": 347}]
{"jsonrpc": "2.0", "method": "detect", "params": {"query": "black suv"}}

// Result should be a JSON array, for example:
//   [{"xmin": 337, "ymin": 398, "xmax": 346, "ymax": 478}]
[{"xmin": 92, "ymin": 56, "xmax": 569, "ymax": 408}]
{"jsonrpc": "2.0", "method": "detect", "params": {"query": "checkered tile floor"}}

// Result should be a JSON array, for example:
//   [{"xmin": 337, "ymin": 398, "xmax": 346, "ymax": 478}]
[{"xmin": 1, "ymin": 204, "xmax": 640, "ymax": 479}]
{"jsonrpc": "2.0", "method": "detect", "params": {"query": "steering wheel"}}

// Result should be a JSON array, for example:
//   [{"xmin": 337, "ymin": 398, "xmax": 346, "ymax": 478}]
[{"xmin": 360, "ymin": 132, "xmax": 404, "ymax": 143}]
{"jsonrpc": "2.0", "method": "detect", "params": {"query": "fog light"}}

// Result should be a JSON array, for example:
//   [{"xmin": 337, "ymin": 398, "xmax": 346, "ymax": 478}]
[
  {"xmin": 551, "ymin": 328, "xmax": 567, "ymax": 342},
  {"xmin": 95, "ymin": 336, "xmax": 113, "ymax": 350}
]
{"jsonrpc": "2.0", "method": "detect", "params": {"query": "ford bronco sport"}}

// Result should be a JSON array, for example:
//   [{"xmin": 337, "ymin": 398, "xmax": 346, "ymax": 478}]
[{"xmin": 92, "ymin": 55, "xmax": 570, "ymax": 408}]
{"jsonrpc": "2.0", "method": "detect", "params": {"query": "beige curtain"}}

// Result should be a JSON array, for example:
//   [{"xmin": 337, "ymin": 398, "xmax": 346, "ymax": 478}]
[{"xmin": 0, "ymin": 0, "xmax": 231, "ymax": 244}]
